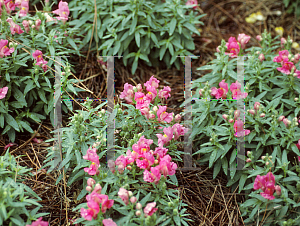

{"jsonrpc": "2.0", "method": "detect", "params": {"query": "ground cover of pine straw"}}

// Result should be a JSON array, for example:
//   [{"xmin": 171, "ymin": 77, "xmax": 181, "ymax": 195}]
[{"xmin": 1, "ymin": 0, "xmax": 299, "ymax": 225}]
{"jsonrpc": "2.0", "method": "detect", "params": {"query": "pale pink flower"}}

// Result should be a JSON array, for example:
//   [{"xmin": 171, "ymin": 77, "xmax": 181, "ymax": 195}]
[
  {"xmin": 154, "ymin": 146, "xmax": 168, "ymax": 160},
  {"xmin": 186, "ymin": 0, "xmax": 198, "ymax": 10},
  {"xmin": 172, "ymin": 123, "xmax": 188, "ymax": 140},
  {"xmin": 238, "ymin": 33, "xmax": 251, "ymax": 49},
  {"xmin": 134, "ymin": 92, "xmax": 145, "ymax": 105},
  {"xmin": 6, "ymin": 18, "xmax": 24, "ymax": 35},
  {"xmin": 144, "ymin": 75, "xmax": 160, "ymax": 89},
  {"xmin": 52, "ymin": 0, "xmax": 69, "ymax": 23},
  {"xmin": 130, "ymin": 196, "xmax": 137, "ymax": 204},
  {"xmin": 156, "ymin": 126, "xmax": 173, "ymax": 147},
  {"xmin": 0, "ymin": 87, "xmax": 8, "ymax": 99},
  {"xmin": 275, "ymin": 185, "xmax": 281, "ymax": 196},
  {"xmin": 22, "ymin": 20, "xmax": 30, "ymax": 33},
  {"xmin": 132, "ymin": 136, "xmax": 153, "ymax": 156},
  {"xmin": 103, "ymin": 219, "xmax": 117, "ymax": 226},
  {"xmin": 0, "ymin": 39, "xmax": 14, "ymax": 58},
  {"xmin": 144, "ymin": 202, "xmax": 158, "ymax": 217},
  {"xmin": 282, "ymin": 118, "xmax": 291, "ymax": 127},
  {"xmin": 107, "ymin": 159, "xmax": 116, "ymax": 173},
  {"xmin": 234, "ymin": 119, "xmax": 251, "ymax": 137},
  {"xmin": 174, "ymin": 114, "xmax": 181, "ymax": 122},
  {"xmin": 4, "ymin": 0, "xmax": 16, "ymax": 14},
  {"xmin": 115, "ymin": 155, "xmax": 128, "ymax": 171},
  {"xmin": 254, "ymin": 102, "xmax": 260, "ymax": 112},
  {"xmin": 258, "ymin": 53, "xmax": 264, "ymax": 62},
  {"xmin": 145, "ymin": 85, "xmax": 157, "ymax": 102},
  {"xmin": 32, "ymin": 138, "xmax": 43, "ymax": 144},
  {"xmin": 118, "ymin": 188, "xmax": 129, "ymax": 205},
  {"xmin": 158, "ymin": 86, "xmax": 171, "ymax": 100},
  {"xmin": 281, "ymin": 38, "xmax": 286, "ymax": 48},
  {"xmin": 32, "ymin": 50, "xmax": 48, "ymax": 66},
  {"xmin": 26, "ymin": 217, "xmax": 48, "ymax": 226},
  {"xmin": 136, "ymin": 83, "xmax": 143, "ymax": 92},
  {"xmin": 256, "ymin": 35, "xmax": 262, "ymax": 42},
  {"xmin": 234, "ymin": 110, "xmax": 240, "ymax": 120},
  {"xmin": 120, "ymin": 83, "xmax": 134, "ymax": 103},
  {"xmin": 93, "ymin": 184, "xmax": 102, "ymax": 194},
  {"xmin": 19, "ymin": 0, "xmax": 29, "ymax": 17},
  {"xmin": 157, "ymin": 105, "xmax": 173, "ymax": 123},
  {"xmin": 87, "ymin": 178, "xmax": 96, "ymax": 187},
  {"xmin": 35, "ymin": 19, "xmax": 41, "ymax": 31},
  {"xmin": 230, "ymin": 81, "xmax": 248, "ymax": 100},
  {"xmin": 126, "ymin": 149, "xmax": 139, "ymax": 164},
  {"xmin": 136, "ymin": 152, "xmax": 155, "ymax": 169}
]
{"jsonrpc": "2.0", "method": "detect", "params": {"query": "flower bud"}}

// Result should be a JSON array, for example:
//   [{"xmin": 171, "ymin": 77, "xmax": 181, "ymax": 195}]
[
  {"xmin": 228, "ymin": 119, "xmax": 234, "ymax": 123},
  {"xmin": 254, "ymin": 102, "xmax": 260, "ymax": 111},
  {"xmin": 278, "ymin": 116, "xmax": 285, "ymax": 121},
  {"xmin": 256, "ymin": 35, "xmax": 262, "ymax": 42},
  {"xmin": 175, "ymin": 114, "xmax": 181, "ymax": 122},
  {"xmin": 265, "ymin": 161, "xmax": 269, "ymax": 166},
  {"xmin": 153, "ymin": 106, "xmax": 158, "ymax": 112},
  {"xmin": 234, "ymin": 110, "xmax": 240, "ymax": 119},
  {"xmin": 222, "ymin": 114, "xmax": 228, "ymax": 120},
  {"xmin": 136, "ymin": 84, "xmax": 142, "ymax": 92},
  {"xmin": 136, "ymin": 210, "xmax": 141, "ymax": 216},
  {"xmin": 128, "ymin": 191, "xmax": 133, "ymax": 197},
  {"xmin": 28, "ymin": 20, "xmax": 33, "ymax": 25},
  {"xmin": 260, "ymin": 113, "xmax": 265, "ymax": 117},
  {"xmin": 258, "ymin": 53, "xmax": 265, "ymax": 62},
  {"xmin": 126, "ymin": 165, "xmax": 132, "ymax": 170},
  {"xmin": 247, "ymin": 151, "xmax": 251, "ymax": 156},
  {"xmin": 136, "ymin": 203, "xmax": 142, "ymax": 210},
  {"xmin": 86, "ymin": 186, "xmax": 92, "ymax": 192},
  {"xmin": 261, "ymin": 156, "xmax": 266, "ymax": 160},
  {"xmin": 101, "ymin": 109, "xmax": 106, "ymax": 114},
  {"xmin": 295, "ymin": 98, "xmax": 299, "ymax": 101},
  {"xmin": 133, "ymin": 86, "xmax": 137, "ymax": 92},
  {"xmin": 209, "ymin": 138, "xmax": 213, "ymax": 142},
  {"xmin": 249, "ymin": 109, "xmax": 255, "ymax": 115},
  {"xmin": 246, "ymin": 158, "xmax": 251, "ymax": 163},
  {"xmin": 130, "ymin": 196, "xmax": 137, "ymax": 204},
  {"xmin": 199, "ymin": 89, "xmax": 203, "ymax": 96},
  {"xmin": 154, "ymin": 159, "xmax": 159, "ymax": 164},
  {"xmin": 87, "ymin": 178, "xmax": 96, "ymax": 187},
  {"xmin": 216, "ymin": 46, "xmax": 220, "ymax": 52},
  {"xmin": 173, "ymin": 209, "xmax": 178, "ymax": 215}
]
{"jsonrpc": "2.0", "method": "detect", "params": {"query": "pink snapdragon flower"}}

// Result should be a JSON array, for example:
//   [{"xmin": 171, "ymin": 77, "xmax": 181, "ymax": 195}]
[
  {"xmin": 19, "ymin": 0, "xmax": 29, "ymax": 17},
  {"xmin": 0, "ymin": 39, "xmax": 14, "ymax": 58},
  {"xmin": 234, "ymin": 118, "xmax": 251, "ymax": 137},
  {"xmin": 15, "ymin": 0, "xmax": 22, "ymax": 8},
  {"xmin": 84, "ymin": 162, "xmax": 100, "ymax": 176},
  {"xmin": 225, "ymin": 37, "xmax": 240, "ymax": 58},
  {"xmin": 159, "ymin": 154, "xmax": 177, "ymax": 177},
  {"xmin": 134, "ymin": 92, "xmax": 145, "ymax": 105},
  {"xmin": 4, "ymin": 0, "xmax": 16, "ymax": 14},
  {"xmin": 210, "ymin": 79, "xmax": 228, "ymax": 99},
  {"xmin": 136, "ymin": 152, "xmax": 155, "ymax": 169},
  {"xmin": 258, "ymin": 53, "xmax": 265, "ymax": 62},
  {"xmin": 87, "ymin": 178, "xmax": 96, "ymax": 187},
  {"xmin": 143, "ymin": 166, "xmax": 161, "ymax": 184},
  {"xmin": 230, "ymin": 81, "xmax": 248, "ymax": 100},
  {"xmin": 186, "ymin": 0, "xmax": 198, "ymax": 10},
  {"xmin": 156, "ymin": 126, "xmax": 173, "ymax": 147},
  {"xmin": 253, "ymin": 172, "xmax": 276, "ymax": 200},
  {"xmin": 52, "ymin": 0, "xmax": 69, "ymax": 23},
  {"xmin": 26, "ymin": 217, "xmax": 48, "ymax": 226},
  {"xmin": 115, "ymin": 154, "xmax": 129, "ymax": 171},
  {"xmin": 172, "ymin": 123, "xmax": 188, "ymax": 140},
  {"xmin": 237, "ymin": 33, "xmax": 251, "ymax": 49},
  {"xmin": 6, "ymin": 18, "xmax": 24, "ymax": 35},
  {"xmin": 120, "ymin": 83, "xmax": 134, "ymax": 103},
  {"xmin": 80, "ymin": 200, "xmax": 100, "ymax": 221},
  {"xmin": 32, "ymin": 50, "xmax": 48, "ymax": 72},
  {"xmin": 273, "ymin": 50, "xmax": 289, "ymax": 64},
  {"xmin": 83, "ymin": 147, "xmax": 100, "ymax": 165},
  {"xmin": 132, "ymin": 136, "xmax": 153, "ymax": 155},
  {"xmin": 157, "ymin": 105, "xmax": 173, "ymax": 123},
  {"xmin": 118, "ymin": 188, "xmax": 129, "ymax": 205},
  {"xmin": 22, "ymin": 20, "xmax": 30, "ymax": 33},
  {"xmin": 144, "ymin": 75, "xmax": 160, "ymax": 89},
  {"xmin": 35, "ymin": 19, "xmax": 41, "ymax": 31},
  {"xmin": 154, "ymin": 146, "xmax": 168, "ymax": 160},
  {"xmin": 126, "ymin": 149, "xmax": 139, "ymax": 164},
  {"xmin": 145, "ymin": 85, "xmax": 157, "ymax": 102},
  {"xmin": 159, "ymin": 86, "xmax": 171, "ymax": 100},
  {"xmin": 276, "ymin": 58, "xmax": 294, "ymax": 74},
  {"xmin": 103, "ymin": 219, "xmax": 117, "ymax": 226},
  {"xmin": 144, "ymin": 202, "xmax": 158, "ymax": 217}
]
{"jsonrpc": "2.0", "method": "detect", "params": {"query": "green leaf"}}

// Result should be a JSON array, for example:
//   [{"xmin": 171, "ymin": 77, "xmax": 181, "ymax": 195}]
[
  {"xmin": 209, "ymin": 149, "xmax": 217, "ymax": 168},
  {"xmin": 131, "ymin": 60, "xmax": 138, "ymax": 75},
  {"xmin": 159, "ymin": 45, "xmax": 167, "ymax": 61},
  {"xmin": 38, "ymin": 89, "xmax": 47, "ymax": 104},
  {"xmin": 135, "ymin": 31, "xmax": 140, "ymax": 48},
  {"xmin": 67, "ymin": 37, "xmax": 78, "ymax": 50},
  {"xmin": 129, "ymin": 16, "xmax": 137, "ymax": 35},
  {"xmin": 4, "ymin": 114, "xmax": 20, "ymax": 132},
  {"xmin": 24, "ymin": 80, "xmax": 35, "ymax": 96},
  {"xmin": 213, "ymin": 159, "xmax": 221, "ymax": 179},
  {"xmin": 169, "ymin": 18, "xmax": 177, "ymax": 36},
  {"xmin": 140, "ymin": 192, "xmax": 152, "ymax": 206},
  {"xmin": 19, "ymin": 121, "xmax": 34, "ymax": 133},
  {"xmin": 291, "ymin": 143, "xmax": 300, "ymax": 156},
  {"xmin": 238, "ymin": 174, "xmax": 248, "ymax": 193},
  {"xmin": 183, "ymin": 22, "xmax": 200, "ymax": 35},
  {"xmin": 221, "ymin": 157, "xmax": 228, "ymax": 176}
]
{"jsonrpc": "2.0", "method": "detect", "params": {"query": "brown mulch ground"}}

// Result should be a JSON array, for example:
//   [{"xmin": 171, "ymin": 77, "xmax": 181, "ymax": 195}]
[{"xmin": 1, "ymin": 0, "xmax": 299, "ymax": 225}]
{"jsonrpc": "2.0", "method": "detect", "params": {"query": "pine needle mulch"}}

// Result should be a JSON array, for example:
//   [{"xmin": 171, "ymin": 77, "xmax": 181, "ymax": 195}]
[{"xmin": 1, "ymin": 0, "xmax": 299, "ymax": 225}]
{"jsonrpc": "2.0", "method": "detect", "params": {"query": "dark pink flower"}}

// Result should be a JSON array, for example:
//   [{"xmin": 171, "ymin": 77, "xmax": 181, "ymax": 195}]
[
  {"xmin": 22, "ymin": 20, "xmax": 30, "ymax": 33},
  {"xmin": 210, "ymin": 79, "xmax": 228, "ymax": 99},
  {"xmin": 159, "ymin": 154, "xmax": 177, "ymax": 177},
  {"xmin": 276, "ymin": 58, "xmax": 294, "ymax": 74},
  {"xmin": 136, "ymin": 152, "xmax": 155, "ymax": 169},
  {"xmin": 225, "ymin": 37, "xmax": 240, "ymax": 58},
  {"xmin": 154, "ymin": 146, "xmax": 168, "ymax": 160},
  {"xmin": 253, "ymin": 172, "xmax": 276, "ymax": 200},
  {"xmin": 0, "ymin": 39, "xmax": 14, "ymax": 58},
  {"xmin": 172, "ymin": 123, "xmax": 188, "ymax": 140},
  {"xmin": 84, "ymin": 162, "xmax": 100, "ymax": 176},
  {"xmin": 134, "ymin": 92, "xmax": 145, "ymax": 105},
  {"xmin": 143, "ymin": 166, "xmax": 161, "ymax": 184},
  {"xmin": 0, "ymin": 87, "xmax": 8, "ymax": 99},
  {"xmin": 83, "ymin": 147, "xmax": 99, "ymax": 165},
  {"xmin": 230, "ymin": 81, "xmax": 248, "ymax": 100},
  {"xmin": 144, "ymin": 202, "xmax": 158, "ymax": 217},
  {"xmin": 80, "ymin": 200, "xmax": 99, "ymax": 221},
  {"xmin": 4, "ymin": 0, "xmax": 16, "ymax": 14},
  {"xmin": 26, "ymin": 217, "xmax": 48, "ymax": 226}
]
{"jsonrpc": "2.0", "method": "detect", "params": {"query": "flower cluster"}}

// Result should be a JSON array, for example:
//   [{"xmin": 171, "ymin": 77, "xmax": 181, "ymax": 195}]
[
  {"xmin": 225, "ymin": 33, "xmax": 251, "ymax": 58},
  {"xmin": 120, "ymin": 75, "xmax": 181, "ymax": 123},
  {"xmin": 273, "ymin": 50, "xmax": 300, "ymax": 78},
  {"xmin": 83, "ymin": 147, "xmax": 100, "ymax": 176},
  {"xmin": 253, "ymin": 172, "xmax": 281, "ymax": 200},
  {"xmin": 207, "ymin": 79, "xmax": 248, "ymax": 100}
]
